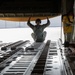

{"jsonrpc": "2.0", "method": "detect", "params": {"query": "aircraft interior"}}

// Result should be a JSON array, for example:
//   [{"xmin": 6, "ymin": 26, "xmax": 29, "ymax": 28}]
[{"xmin": 0, "ymin": 0, "xmax": 75, "ymax": 75}]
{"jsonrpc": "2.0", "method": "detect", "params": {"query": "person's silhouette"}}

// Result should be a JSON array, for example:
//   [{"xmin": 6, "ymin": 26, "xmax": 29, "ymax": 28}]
[{"xmin": 27, "ymin": 17, "xmax": 50, "ymax": 42}]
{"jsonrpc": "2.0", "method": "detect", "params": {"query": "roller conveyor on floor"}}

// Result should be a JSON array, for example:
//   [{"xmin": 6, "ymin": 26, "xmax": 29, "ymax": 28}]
[
  {"xmin": 11, "ymin": 40, "xmax": 30, "ymax": 50},
  {"xmin": 0, "ymin": 40, "xmax": 30, "ymax": 63},
  {"xmin": 1, "ymin": 40, "xmax": 23, "ymax": 50},
  {"xmin": 0, "ymin": 41, "xmax": 45, "ymax": 75},
  {"xmin": 0, "ymin": 40, "xmax": 74, "ymax": 75},
  {"xmin": 0, "ymin": 40, "xmax": 30, "ymax": 72},
  {"xmin": 31, "ymin": 40, "xmax": 50, "ymax": 75}
]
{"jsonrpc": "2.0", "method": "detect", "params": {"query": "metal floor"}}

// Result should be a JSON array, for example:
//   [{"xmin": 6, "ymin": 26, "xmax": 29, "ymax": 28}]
[{"xmin": 0, "ymin": 40, "xmax": 72, "ymax": 75}]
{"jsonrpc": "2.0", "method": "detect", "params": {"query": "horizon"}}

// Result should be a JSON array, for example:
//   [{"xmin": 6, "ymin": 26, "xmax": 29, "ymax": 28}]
[{"xmin": 0, "ymin": 16, "xmax": 61, "ymax": 28}]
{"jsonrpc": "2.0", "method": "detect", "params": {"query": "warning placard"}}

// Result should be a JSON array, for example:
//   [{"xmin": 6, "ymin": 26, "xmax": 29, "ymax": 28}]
[
  {"xmin": 63, "ymin": 25, "xmax": 73, "ymax": 33},
  {"xmin": 62, "ymin": 15, "xmax": 73, "ymax": 33}
]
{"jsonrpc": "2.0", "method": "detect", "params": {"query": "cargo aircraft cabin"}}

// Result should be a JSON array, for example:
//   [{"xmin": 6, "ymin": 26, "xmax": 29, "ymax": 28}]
[{"xmin": 0, "ymin": 0, "xmax": 75, "ymax": 75}]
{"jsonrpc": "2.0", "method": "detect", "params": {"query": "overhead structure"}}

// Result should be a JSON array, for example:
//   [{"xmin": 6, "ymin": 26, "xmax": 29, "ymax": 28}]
[
  {"xmin": 0, "ymin": 0, "xmax": 74, "ymax": 21},
  {"xmin": 0, "ymin": 0, "xmax": 61, "ymax": 21},
  {"xmin": 0, "ymin": 13, "xmax": 60, "ymax": 22},
  {"xmin": 0, "ymin": 0, "xmax": 61, "ymax": 13}
]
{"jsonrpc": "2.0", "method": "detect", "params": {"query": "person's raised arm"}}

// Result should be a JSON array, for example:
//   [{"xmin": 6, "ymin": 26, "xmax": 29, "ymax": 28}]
[
  {"xmin": 46, "ymin": 17, "xmax": 50, "ymax": 26},
  {"xmin": 42, "ymin": 17, "xmax": 50, "ymax": 28},
  {"xmin": 27, "ymin": 17, "xmax": 34, "ymax": 29}
]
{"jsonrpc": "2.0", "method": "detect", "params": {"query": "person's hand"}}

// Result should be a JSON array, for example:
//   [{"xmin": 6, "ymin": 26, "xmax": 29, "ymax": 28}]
[
  {"xmin": 47, "ymin": 17, "xmax": 49, "ymax": 20},
  {"xmin": 47, "ymin": 17, "xmax": 49, "ymax": 21},
  {"xmin": 29, "ymin": 17, "xmax": 31, "ymax": 20},
  {"xmin": 29, "ymin": 17, "xmax": 31, "ymax": 19},
  {"xmin": 28, "ymin": 17, "xmax": 31, "ymax": 21},
  {"xmin": 47, "ymin": 17, "xmax": 50, "ymax": 24}
]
